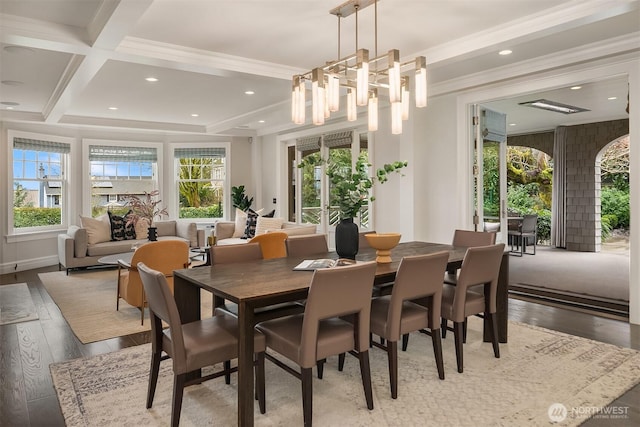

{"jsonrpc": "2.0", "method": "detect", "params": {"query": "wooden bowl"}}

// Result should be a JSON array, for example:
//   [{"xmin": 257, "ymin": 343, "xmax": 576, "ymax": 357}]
[{"xmin": 364, "ymin": 233, "xmax": 402, "ymax": 263}]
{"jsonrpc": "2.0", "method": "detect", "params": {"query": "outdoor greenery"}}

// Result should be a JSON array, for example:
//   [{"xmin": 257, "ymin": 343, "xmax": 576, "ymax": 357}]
[{"xmin": 14, "ymin": 207, "xmax": 60, "ymax": 228}]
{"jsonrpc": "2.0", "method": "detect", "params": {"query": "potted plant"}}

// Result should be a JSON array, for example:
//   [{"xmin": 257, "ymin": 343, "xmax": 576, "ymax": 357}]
[
  {"xmin": 299, "ymin": 152, "xmax": 407, "ymax": 258},
  {"xmin": 125, "ymin": 190, "xmax": 168, "ymax": 241}
]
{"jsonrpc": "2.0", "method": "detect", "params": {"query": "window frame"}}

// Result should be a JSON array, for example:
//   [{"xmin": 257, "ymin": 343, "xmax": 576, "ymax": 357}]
[{"xmin": 7, "ymin": 130, "xmax": 74, "ymax": 237}]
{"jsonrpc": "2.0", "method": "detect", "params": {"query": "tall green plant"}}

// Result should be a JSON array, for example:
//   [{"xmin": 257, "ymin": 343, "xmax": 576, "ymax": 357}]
[{"xmin": 231, "ymin": 185, "xmax": 253, "ymax": 211}]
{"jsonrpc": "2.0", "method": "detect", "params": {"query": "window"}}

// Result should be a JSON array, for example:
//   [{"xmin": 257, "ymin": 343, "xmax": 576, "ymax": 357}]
[
  {"xmin": 174, "ymin": 147, "xmax": 226, "ymax": 219},
  {"xmin": 12, "ymin": 135, "xmax": 70, "ymax": 231},
  {"xmin": 88, "ymin": 144, "xmax": 158, "ymax": 217}
]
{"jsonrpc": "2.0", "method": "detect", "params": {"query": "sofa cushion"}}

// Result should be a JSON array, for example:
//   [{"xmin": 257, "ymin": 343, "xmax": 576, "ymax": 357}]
[
  {"xmin": 281, "ymin": 224, "xmax": 317, "ymax": 236},
  {"xmin": 175, "ymin": 221, "xmax": 198, "ymax": 247},
  {"xmin": 242, "ymin": 208, "xmax": 260, "ymax": 239},
  {"xmin": 255, "ymin": 216, "xmax": 285, "ymax": 236},
  {"xmin": 216, "ymin": 237, "xmax": 248, "ymax": 246},
  {"xmin": 86, "ymin": 239, "xmax": 142, "ymax": 257},
  {"xmin": 155, "ymin": 220, "xmax": 176, "ymax": 237},
  {"xmin": 67, "ymin": 226, "xmax": 87, "ymax": 258},
  {"xmin": 232, "ymin": 208, "xmax": 248, "ymax": 238},
  {"xmin": 108, "ymin": 211, "xmax": 136, "ymax": 241},
  {"xmin": 80, "ymin": 214, "xmax": 111, "ymax": 245}
]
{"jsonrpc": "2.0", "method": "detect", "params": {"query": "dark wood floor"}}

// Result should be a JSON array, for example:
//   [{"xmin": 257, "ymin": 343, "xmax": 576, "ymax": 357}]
[{"xmin": 1, "ymin": 265, "xmax": 639, "ymax": 426}]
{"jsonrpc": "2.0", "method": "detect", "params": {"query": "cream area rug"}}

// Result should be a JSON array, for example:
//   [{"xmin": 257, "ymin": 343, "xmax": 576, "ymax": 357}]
[
  {"xmin": 50, "ymin": 317, "xmax": 640, "ymax": 426},
  {"xmin": 0, "ymin": 283, "xmax": 39, "ymax": 325},
  {"xmin": 39, "ymin": 270, "xmax": 212, "ymax": 344}
]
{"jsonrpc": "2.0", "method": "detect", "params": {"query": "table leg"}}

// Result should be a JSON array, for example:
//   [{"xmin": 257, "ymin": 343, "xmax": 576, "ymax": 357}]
[{"xmin": 237, "ymin": 301, "xmax": 255, "ymax": 426}]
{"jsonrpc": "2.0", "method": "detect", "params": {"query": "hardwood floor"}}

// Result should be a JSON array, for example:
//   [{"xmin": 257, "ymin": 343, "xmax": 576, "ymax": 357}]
[{"xmin": 1, "ymin": 266, "xmax": 639, "ymax": 426}]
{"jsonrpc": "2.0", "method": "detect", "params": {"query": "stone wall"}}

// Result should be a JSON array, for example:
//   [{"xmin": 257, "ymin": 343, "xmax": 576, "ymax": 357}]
[{"xmin": 564, "ymin": 119, "xmax": 628, "ymax": 251}]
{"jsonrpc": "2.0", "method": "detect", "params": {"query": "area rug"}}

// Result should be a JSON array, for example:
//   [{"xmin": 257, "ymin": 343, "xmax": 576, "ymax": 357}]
[
  {"xmin": 0, "ymin": 283, "xmax": 39, "ymax": 325},
  {"xmin": 39, "ymin": 270, "xmax": 212, "ymax": 344},
  {"xmin": 50, "ymin": 317, "xmax": 640, "ymax": 426}
]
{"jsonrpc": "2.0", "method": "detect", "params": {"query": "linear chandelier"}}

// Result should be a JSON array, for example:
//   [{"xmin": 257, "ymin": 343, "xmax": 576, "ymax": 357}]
[{"xmin": 291, "ymin": 0, "xmax": 427, "ymax": 135}]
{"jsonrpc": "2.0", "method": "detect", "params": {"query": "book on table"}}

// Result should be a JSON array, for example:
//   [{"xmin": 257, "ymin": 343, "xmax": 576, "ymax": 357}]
[{"xmin": 293, "ymin": 258, "xmax": 357, "ymax": 271}]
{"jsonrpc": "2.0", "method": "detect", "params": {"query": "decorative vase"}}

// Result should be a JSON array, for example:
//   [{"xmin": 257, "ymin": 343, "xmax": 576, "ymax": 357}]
[
  {"xmin": 335, "ymin": 218, "xmax": 359, "ymax": 259},
  {"xmin": 147, "ymin": 226, "xmax": 158, "ymax": 241},
  {"xmin": 364, "ymin": 233, "xmax": 402, "ymax": 263}
]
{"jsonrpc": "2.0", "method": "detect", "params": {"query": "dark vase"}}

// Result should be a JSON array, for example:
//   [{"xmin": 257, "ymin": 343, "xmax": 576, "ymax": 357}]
[
  {"xmin": 335, "ymin": 218, "xmax": 359, "ymax": 259},
  {"xmin": 147, "ymin": 226, "xmax": 158, "ymax": 241}
]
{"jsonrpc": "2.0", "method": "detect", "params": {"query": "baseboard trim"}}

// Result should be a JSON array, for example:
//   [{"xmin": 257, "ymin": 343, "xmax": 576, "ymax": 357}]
[{"xmin": 0, "ymin": 255, "xmax": 59, "ymax": 275}]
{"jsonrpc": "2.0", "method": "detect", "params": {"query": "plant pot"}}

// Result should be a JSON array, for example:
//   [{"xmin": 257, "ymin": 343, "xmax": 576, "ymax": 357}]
[
  {"xmin": 335, "ymin": 218, "xmax": 359, "ymax": 259},
  {"xmin": 147, "ymin": 226, "xmax": 158, "ymax": 241}
]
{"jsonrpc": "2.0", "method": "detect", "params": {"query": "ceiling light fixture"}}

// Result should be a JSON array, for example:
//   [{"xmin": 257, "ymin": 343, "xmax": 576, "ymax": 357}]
[
  {"xmin": 519, "ymin": 99, "xmax": 589, "ymax": 114},
  {"xmin": 258, "ymin": 120, "xmax": 265, "ymax": 123},
  {"xmin": 291, "ymin": 0, "xmax": 427, "ymax": 134},
  {"xmin": 245, "ymin": 90, "xmax": 255, "ymax": 95},
  {"xmin": 498, "ymin": 49, "xmax": 512, "ymax": 56},
  {"xmin": 191, "ymin": 113, "xmax": 199, "ymax": 117},
  {"xmin": 608, "ymin": 97, "xmax": 617, "ymax": 100},
  {"xmin": 570, "ymin": 86, "xmax": 582, "ymax": 90},
  {"xmin": 145, "ymin": 77, "xmax": 158, "ymax": 82},
  {"xmin": 108, "ymin": 107, "xmax": 118, "ymax": 110}
]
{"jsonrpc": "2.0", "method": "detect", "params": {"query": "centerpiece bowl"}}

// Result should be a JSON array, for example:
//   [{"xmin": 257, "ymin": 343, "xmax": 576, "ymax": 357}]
[{"xmin": 364, "ymin": 233, "xmax": 402, "ymax": 263}]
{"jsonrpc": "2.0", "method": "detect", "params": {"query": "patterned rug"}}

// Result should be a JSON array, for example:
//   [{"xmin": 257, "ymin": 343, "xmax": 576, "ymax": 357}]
[
  {"xmin": 50, "ymin": 318, "xmax": 640, "ymax": 426},
  {"xmin": 39, "ymin": 270, "xmax": 212, "ymax": 343},
  {"xmin": 0, "ymin": 283, "xmax": 39, "ymax": 325}
]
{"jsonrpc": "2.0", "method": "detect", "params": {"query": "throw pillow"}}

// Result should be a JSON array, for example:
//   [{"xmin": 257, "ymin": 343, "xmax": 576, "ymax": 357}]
[
  {"xmin": 262, "ymin": 209, "xmax": 276, "ymax": 218},
  {"xmin": 242, "ymin": 208, "xmax": 260, "ymax": 239},
  {"xmin": 79, "ymin": 214, "xmax": 111, "ymax": 245},
  {"xmin": 232, "ymin": 208, "xmax": 248, "ymax": 238},
  {"xmin": 108, "ymin": 211, "xmax": 136, "ymax": 241},
  {"xmin": 254, "ymin": 216, "xmax": 285, "ymax": 236}
]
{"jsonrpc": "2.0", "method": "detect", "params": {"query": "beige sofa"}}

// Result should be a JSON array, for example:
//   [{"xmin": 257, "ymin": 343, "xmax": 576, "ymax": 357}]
[
  {"xmin": 214, "ymin": 221, "xmax": 317, "ymax": 245},
  {"xmin": 58, "ymin": 220, "xmax": 204, "ymax": 274}
]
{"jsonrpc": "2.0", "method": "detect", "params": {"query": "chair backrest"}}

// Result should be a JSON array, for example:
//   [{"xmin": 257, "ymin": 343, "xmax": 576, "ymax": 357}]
[
  {"xmin": 210, "ymin": 242, "xmax": 262, "ymax": 265},
  {"xmin": 521, "ymin": 214, "xmax": 538, "ymax": 233},
  {"xmin": 300, "ymin": 262, "xmax": 377, "ymax": 368},
  {"xmin": 286, "ymin": 234, "xmax": 329, "ymax": 258},
  {"xmin": 452, "ymin": 229, "xmax": 496, "ymax": 247},
  {"xmin": 137, "ymin": 262, "xmax": 187, "ymax": 371},
  {"xmin": 358, "ymin": 230, "xmax": 376, "ymax": 249},
  {"xmin": 387, "ymin": 252, "xmax": 449, "ymax": 340},
  {"xmin": 249, "ymin": 232, "xmax": 288, "ymax": 259},
  {"xmin": 453, "ymin": 244, "xmax": 505, "ymax": 321}
]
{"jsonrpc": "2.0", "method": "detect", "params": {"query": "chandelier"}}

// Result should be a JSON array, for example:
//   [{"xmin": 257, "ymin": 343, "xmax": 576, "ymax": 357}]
[{"xmin": 291, "ymin": 0, "xmax": 427, "ymax": 135}]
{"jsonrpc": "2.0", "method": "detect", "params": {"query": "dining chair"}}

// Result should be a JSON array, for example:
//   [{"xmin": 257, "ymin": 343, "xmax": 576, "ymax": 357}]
[
  {"xmin": 358, "ymin": 230, "xmax": 376, "ymax": 249},
  {"xmin": 440, "ymin": 243, "xmax": 505, "ymax": 373},
  {"xmin": 256, "ymin": 262, "xmax": 377, "ymax": 427},
  {"xmin": 137, "ymin": 262, "xmax": 267, "ymax": 427},
  {"xmin": 249, "ymin": 231, "xmax": 288, "ymax": 259},
  {"xmin": 369, "ymin": 252, "xmax": 450, "ymax": 398},
  {"xmin": 445, "ymin": 229, "xmax": 496, "ymax": 284},
  {"xmin": 116, "ymin": 240, "xmax": 190, "ymax": 325},
  {"xmin": 508, "ymin": 214, "xmax": 537, "ymax": 256},
  {"xmin": 211, "ymin": 242, "xmax": 305, "ymax": 323},
  {"xmin": 285, "ymin": 233, "xmax": 329, "ymax": 257}
]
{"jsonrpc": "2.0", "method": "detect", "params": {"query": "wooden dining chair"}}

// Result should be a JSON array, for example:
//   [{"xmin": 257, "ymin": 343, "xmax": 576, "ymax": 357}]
[
  {"xmin": 440, "ymin": 243, "xmax": 505, "ymax": 373},
  {"xmin": 256, "ymin": 262, "xmax": 377, "ymax": 427},
  {"xmin": 137, "ymin": 262, "xmax": 267, "ymax": 427},
  {"xmin": 249, "ymin": 231, "xmax": 288, "ymax": 259},
  {"xmin": 285, "ymin": 234, "xmax": 328, "ymax": 258},
  {"xmin": 369, "ymin": 252, "xmax": 450, "ymax": 398}
]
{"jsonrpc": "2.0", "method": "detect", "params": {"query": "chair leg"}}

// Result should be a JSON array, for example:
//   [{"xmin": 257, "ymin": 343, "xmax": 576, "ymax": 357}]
[
  {"xmin": 301, "ymin": 367, "xmax": 313, "ymax": 427},
  {"xmin": 171, "ymin": 373, "xmax": 186, "ymax": 427},
  {"xmin": 453, "ymin": 321, "xmax": 464, "ymax": 373},
  {"xmin": 387, "ymin": 341, "xmax": 398, "ymax": 399},
  {"xmin": 140, "ymin": 306, "xmax": 144, "ymax": 325},
  {"xmin": 255, "ymin": 352, "xmax": 266, "ymax": 414},
  {"xmin": 401, "ymin": 333, "xmax": 409, "ymax": 351},
  {"xmin": 224, "ymin": 360, "xmax": 231, "ymax": 384},
  {"xmin": 463, "ymin": 318, "xmax": 468, "ymax": 343},
  {"xmin": 441, "ymin": 318, "xmax": 447, "ymax": 338},
  {"xmin": 358, "ymin": 350, "xmax": 374, "ymax": 410},
  {"xmin": 431, "ymin": 329, "xmax": 445, "ymax": 380},
  {"xmin": 488, "ymin": 312, "xmax": 501, "ymax": 359},
  {"xmin": 338, "ymin": 353, "xmax": 345, "ymax": 371},
  {"xmin": 146, "ymin": 349, "xmax": 162, "ymax": 408},
  {"xmin": 316, "ymin": 359, "xmax": 325, "ymax": 379}
]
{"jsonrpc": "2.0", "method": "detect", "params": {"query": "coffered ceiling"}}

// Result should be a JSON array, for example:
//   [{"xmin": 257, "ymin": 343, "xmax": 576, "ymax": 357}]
[{"xmin": 0, "ymin": 0, "xmax": 637, "ymax": 137}]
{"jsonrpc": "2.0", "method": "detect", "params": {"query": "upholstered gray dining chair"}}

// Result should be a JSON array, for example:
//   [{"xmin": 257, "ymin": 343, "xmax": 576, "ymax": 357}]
[
  {"xmin": 508, "ymin": 214, "xmax": 537, "ymax": 256},
  {"xmin": 440, "ymin": 243, "xmax": 505, "ymax": 373},
  {"xmin": 137, "ymin": 262, "xmax": 267, "ymax": 427},
  {"xmin": 285, "ymin": 233, "xmax": 329, "ymax": 257},
  {"xmin": 256, "ymin": 262, "xmax": 377, "ymax": 427},
  {"xmin": 369, "ymin": 252, "xmax": 450, "ymax": 398}
]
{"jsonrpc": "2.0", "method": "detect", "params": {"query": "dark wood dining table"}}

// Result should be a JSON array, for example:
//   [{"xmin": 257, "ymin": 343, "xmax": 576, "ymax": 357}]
[{"xmin": 173, "ymin": 241, "xmax": 509, "ymax": 426}]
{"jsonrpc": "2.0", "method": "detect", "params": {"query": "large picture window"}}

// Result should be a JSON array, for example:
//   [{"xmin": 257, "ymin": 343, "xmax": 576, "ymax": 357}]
[
  {"xmin": 174, "ymin": 147, "xmax": 226, "ymax": 219},
  {"xmin": 12, "ymin": 136, "xmax": 70, "ymax": 231},
  {"xmin": 88, "ymin": 144, "xmax": 158, "ymax": 217}
]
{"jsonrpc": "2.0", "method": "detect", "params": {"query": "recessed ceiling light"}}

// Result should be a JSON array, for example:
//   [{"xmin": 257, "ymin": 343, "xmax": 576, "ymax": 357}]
[
  {"xmin": 1, "ymin": 80, "xmax": 23, "ymax": 86},
  {"xmin": 244, "ymin": 90, "xmax": 255, "ymax": 95},
  {"xmin": 509, "ymin": 123, "xmax": 517, "ymax": 126},
  {"xmin": 258, "ymin": 120, "xmax": 265, "ymax": 123},
  {"xmin": 608, "ymin": 97, "xmax": 617, "ymax": 100},
  {"xmin": 570, "ymin": 86, "xmax": 582, "ymax": 90},
  {"xmin": 108, "ymin": 107, "xmax": 118, "ymax": 110},
  {"xmin": 145, "ymin": 77, "xmax": 159, "ymax": 82},
  {"xmin": 519, "ymin": 99, "xmax": 589, "ymax": 114},
  {"xmin": 191, "ymin": 113, "xmax": 199, "ymax": 117},
  {"xmin": 6, "ymin": 106, "xmax": 14, "ymax": 110},
  {"xmin": 498, "ymin": 49, "xmax": 512, "ymax": 56}
]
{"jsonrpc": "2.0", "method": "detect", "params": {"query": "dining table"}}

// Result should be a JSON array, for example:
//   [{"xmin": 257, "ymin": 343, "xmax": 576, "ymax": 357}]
[{"xmin": 173, "ymin": 241, "xmax": 509, "ymax": 426}]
